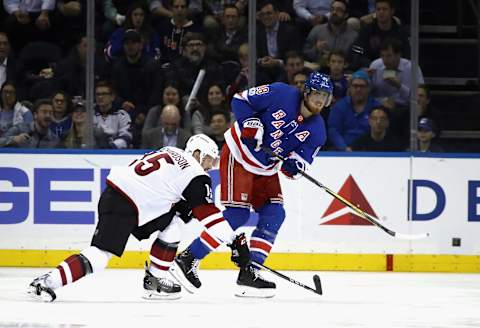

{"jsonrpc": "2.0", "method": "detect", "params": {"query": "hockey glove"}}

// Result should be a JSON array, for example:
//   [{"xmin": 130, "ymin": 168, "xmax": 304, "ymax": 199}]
[
  {"xmin": 241, "ymin": 118, "xmax": 264, "ymax": 151},
  {"xmin": 281, "ymin": 158, "xmax": 304, "ymax": 178},
  {"xmin": 228, "ymin": 233, "xmax": 250, "ymax": 268},
  {"xmin": 173, "ymin": 200, "xmax": 193, "ymax": 224}
]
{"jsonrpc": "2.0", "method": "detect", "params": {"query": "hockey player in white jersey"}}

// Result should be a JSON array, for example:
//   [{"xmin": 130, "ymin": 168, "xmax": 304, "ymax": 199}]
[{"xmin": 28, "ymin": 134, "xmax": 251, "ymax": 302}]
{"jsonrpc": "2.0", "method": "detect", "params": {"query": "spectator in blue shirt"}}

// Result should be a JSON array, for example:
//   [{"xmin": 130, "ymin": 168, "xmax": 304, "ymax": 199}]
[{"xmin": 328, "ymin": 70, "xmax": 381, "ymax": 151}]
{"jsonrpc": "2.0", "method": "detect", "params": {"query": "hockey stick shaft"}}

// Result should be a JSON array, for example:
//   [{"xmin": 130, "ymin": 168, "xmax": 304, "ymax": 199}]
[
  {"xmin": 263, "ymin": 147, "xmax": 428, "ymax": 240},
  {"xmin": 252, "ymin": 261, "xmax": 322, "ymax": 295}
]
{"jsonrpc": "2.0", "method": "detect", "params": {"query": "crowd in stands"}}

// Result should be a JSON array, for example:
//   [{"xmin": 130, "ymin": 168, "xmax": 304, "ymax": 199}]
[{"xmin": 0, "ymin": 0, "xmax": 447, "ymax": 152}]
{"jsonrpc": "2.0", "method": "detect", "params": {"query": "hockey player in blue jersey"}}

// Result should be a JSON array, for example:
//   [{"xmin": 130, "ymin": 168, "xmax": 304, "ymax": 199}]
[{"xmin": 170, "ymin": 72, "xmax": 334, "ymax": 298}]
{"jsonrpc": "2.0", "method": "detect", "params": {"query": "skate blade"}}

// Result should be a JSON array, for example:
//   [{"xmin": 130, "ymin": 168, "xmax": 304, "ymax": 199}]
[
  {"xmin": 27, "ymin": 285, "xmax": 56, "ymax": 302},
  {"xmin": 235, "ymin": 285, "xmax": 275, "ymax": 298},
  {"xmin": 169, "ymin": 262, "xmax": 199, "ymax": 294},
  {"xmin": 142, "ymin": 290, "xmax": 181, "ymax": 300}
]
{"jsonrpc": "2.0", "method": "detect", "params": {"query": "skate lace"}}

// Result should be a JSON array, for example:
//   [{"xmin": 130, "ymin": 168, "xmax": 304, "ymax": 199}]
[
  {"xmin": 250, "ymin": 267, "xmax": 263, "ymax": 281},
  {"xmin": 158, "ymin": 277, "xmax": 174, "ymax": 288},
  {"xmin": 188, "ymin": 258, "xmax": 200, "ymax": 279}
]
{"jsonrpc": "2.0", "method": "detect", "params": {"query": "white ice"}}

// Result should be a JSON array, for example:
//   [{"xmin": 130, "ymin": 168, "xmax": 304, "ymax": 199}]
[{"xmin": 0, "ymin": 268, "xmax": 479, "ymax": 328}]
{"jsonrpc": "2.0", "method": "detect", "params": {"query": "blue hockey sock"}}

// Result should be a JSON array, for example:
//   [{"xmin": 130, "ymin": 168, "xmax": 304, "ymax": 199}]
[{"xmin": 188, "ymin": 237, "xmax": 211, "ymax": 260}]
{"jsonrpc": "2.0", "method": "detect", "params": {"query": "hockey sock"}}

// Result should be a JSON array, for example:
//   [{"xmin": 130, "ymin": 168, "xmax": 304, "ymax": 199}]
[
  {"xmin": 250, "ymin": 228, "xmax": 276, "ymax": 264},
  {"xmin": 149, "ymin": 239, "xmax": 179, "ymax": 278},
  {"xmin": 47, "ymin": 253, "xmax": 93, "ymax": 289}
]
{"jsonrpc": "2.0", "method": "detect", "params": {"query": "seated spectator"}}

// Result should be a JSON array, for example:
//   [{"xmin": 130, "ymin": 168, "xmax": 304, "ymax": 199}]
[
  {"xmin": 166, "ymin": 32, "xmax": 225, "ymax": 99},
  {"xmin": 143, "ymin": 82, "xmax": 191, "ymax": 138},
  {"xmin": 350, "ymin": 0, "xmax": 410, "ymax": 68},
  {"xmin": 416, "ymin": 117, "xmax": 444, "ymax": 152},
  {"xmin": 291, "ymin": 67, "xmax": 312, "ymax": 92},
  {"xmin": 0, "ymin": 81, "xmax": 33, "ymax": 137},
  {"xmin": 280, "ymin": 51, "xmax": 306, "ymax": 85},
  {"xmin": 49, "ymin": 90, "xmax": 72, "ymax": 139},
  {"xmin": 0, "ymin": 98, "xmax": 59, "ymax": 148},
  {"xmin": 155, "ymin": 0, "xmax": 202, "ymax": 64},
  {"xmin": 102, "ymin": 0, "xmax": 130, "ymax": 39},
  {"xmin": 3, "ymin": 0, "xmax": 56, "ymax": 53},
  {"xmin": 63, "ymin": 97, "xmax": 90, "ymax": 148},
  {"xmin": 256, "ymin": 1, "xmax": 301, "ymax": 82},
  {"xmin": 302, "ymin": 0, "xmax": 357, "ymax": 65},
  {"xmin": 369, "ymin": 38, "xmax": 424, "ymax": 112},
  {"xmin": 208, "ymin": 109, "xmax": 231, "ymax": 152},
  {"xmin": 53, "ymin": 0, "xmax": 88, "ymax": 51},
  {"xmin": 328, "ymin": 70, "xmax": 381, "ymax": 151},
  {"xmin": 189, "ymin": 83, "xmax": 229, "ymax": 135},
  {"xmin": 325, "ymin": 50, "xmax": 349, "ymax": 104},
  {"xmin": 0, "ymin": 32, "xmax": 25, "ymax": 98},
  {"xmin": 351, "ymin": 106, "xmax": 402, "ymax": 151},
  {"xmin": 293, "ymin": 0, "xmax": 330, "ymax": 27},
  {"xmin": 141, "ymin": 104, "xmax": 191, "ymax": 149},
  {"xmin": 93, "ymin": 81, "xmax": 132, "ymax": 149},
  {"xmin": 207, "ymin": 4, "xmax": 247, "ymax": 62},
  {"xmin": 105, "ymin": 2, "xmax": 161, "ymax": 62},
  {"xmin": 417, "ymin": 84, "xmax": 440, "ymax": 133}
]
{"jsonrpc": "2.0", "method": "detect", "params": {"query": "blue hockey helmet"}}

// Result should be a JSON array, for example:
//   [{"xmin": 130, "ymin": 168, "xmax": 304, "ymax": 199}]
[{"xmin": 305, "ymin": 72, "xmax": 334, "ymax": 95}]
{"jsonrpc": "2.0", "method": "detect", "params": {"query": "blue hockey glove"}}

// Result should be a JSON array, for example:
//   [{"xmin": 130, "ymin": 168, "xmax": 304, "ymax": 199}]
[{"xmin": 281, "ymin": 158, "xmax": 303, "ymax": 177}]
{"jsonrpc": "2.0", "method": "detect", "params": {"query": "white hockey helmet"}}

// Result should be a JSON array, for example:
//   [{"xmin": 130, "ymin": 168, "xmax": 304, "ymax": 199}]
[{"xmin": 185, "ymin": 134, "xmax": 219, "ymax": 164}]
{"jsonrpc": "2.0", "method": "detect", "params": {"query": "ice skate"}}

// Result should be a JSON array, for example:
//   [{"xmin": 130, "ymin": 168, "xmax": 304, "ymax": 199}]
[
  {"xmin": 27, "ymin": 274, "xmax": 57, "ymax": 302},
  {"xmin": 143, "ymin": 264, "xmax": 181, "ymax": 300},
  {"xmin": 235, "ymin": 265, "xmax": 276, "ymax": 298},
  {"xmin": 169, "ymin": 248, "xmax": 201, "ymax": 293}
]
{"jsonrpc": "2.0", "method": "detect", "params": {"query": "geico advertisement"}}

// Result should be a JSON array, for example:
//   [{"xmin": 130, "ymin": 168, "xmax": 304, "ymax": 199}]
[{"xmin": 1, "ymin": 151, "xmax": 479, "ymax": 254}]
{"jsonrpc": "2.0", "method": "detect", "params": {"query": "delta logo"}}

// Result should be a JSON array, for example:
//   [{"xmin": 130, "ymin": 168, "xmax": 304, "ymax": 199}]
[{"xmin": 320, "ymin": 175, "xmax": 377, "ymax": 225}]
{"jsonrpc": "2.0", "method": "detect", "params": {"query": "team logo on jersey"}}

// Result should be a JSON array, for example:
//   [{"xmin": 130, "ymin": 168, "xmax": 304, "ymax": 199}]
[
  {"xmin": 284, "ymin": 120, "xmax": 298, "ymax": 134},
  {"xmin": 241, "ymin": 193, "xmax": 249, "ymax": 201},
  {"xmin": 271, "ymin": 120, "xmax": 285, "ymax": 129},
  {"xmin": 248, "ymin": 85, "xmax": 270, "ymax": 96},
  {"xmin": 270, "ymin": 129, "xmax": 284, "ymax": 139},
  {"xmin": 273, "ymin": 147, "xmax": 284, "ymax": 154},
  {"xmin": 295, "ymin": 131, "xmax": 310, "ymax": 142},
  {"xmin": 272, "ymin": 110, "xmax": 286, "ymax": 120},
  {"xmin": 270, "ymin": 140, "xmax": 282, "ymax": 148},
  {"xmin": 319, "ymin": 175, "xmax": 377, "ymax": 226}
]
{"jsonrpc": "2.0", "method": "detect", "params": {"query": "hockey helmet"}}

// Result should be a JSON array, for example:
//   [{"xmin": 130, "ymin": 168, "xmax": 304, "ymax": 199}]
[
  {"xmin": 185, "ymin": 134, "xmax": 219, "ymax": 165},
  {"xmin": 305, "ymin": 72, "xmax": 334, "ymax": 95}
]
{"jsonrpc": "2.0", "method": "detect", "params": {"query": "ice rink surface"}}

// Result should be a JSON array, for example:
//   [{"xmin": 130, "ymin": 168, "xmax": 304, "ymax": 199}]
[{"xmin": 0, "ymin": 268, "xmax": 479, "ymax": 328}]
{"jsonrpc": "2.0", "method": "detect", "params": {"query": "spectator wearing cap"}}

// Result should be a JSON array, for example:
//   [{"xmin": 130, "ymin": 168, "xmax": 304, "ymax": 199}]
[
  {"xmin": 416, "ymin": 117, "xmax": 444, "ymax": 152},
  {"xmin": 166, "ymin": 32, "xmax": 224, "ymax": 101},
  {"xmin": 155, "ymin": 0, "xmax": 202, "ymax": 65},
  {"xmin": 63, "ymin": 97, "xmax": 91, "ymax": 148},
  {"xmin": 328, "ymin": 70, "xmax": 381, "ymax": 151},
  {"xmin": 105, "ymin": 2, "xmax": 161, "ymax": 62},
  {"xmin": 0, "ymin": 98, "xmax": 60, "ymax": 148},
  {"xmin": 351, "ymin": 106, "xmax": 402, "ymax": 151}
]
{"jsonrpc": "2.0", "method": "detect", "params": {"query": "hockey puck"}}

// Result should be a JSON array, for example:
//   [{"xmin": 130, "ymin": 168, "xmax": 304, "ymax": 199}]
[{"xmin": 313, "ymin": 274, "xmax": 322, "ymax": 295}]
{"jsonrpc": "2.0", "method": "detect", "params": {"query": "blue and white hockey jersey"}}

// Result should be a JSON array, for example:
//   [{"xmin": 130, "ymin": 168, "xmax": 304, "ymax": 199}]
[{"xmin": 225, "ymin": 82, "xmax": 327, "ymax": 176}]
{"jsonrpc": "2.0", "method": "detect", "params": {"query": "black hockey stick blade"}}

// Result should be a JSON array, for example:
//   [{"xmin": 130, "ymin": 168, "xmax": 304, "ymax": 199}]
[{"xmin": 252, "ymin": 261, "xmax": 322, "ymax": 296}]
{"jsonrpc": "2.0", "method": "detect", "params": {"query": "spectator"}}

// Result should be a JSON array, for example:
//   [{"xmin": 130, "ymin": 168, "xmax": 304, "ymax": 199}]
[
  {"xmin": 49, "ymin": 90, "xmax": 72, "ymax": 139},
  {"xmin": 302, "ymin": 0, "xmax": 357, "ymax": 64},
  {"xmin": 369, "ymin": 37, "xmax": 424, "ymax": 111},
  {"xmin": 166, "ymin": 32, "xmax": 224, "ymax": 99},
  {"xmin": 63, "ymin": 97, "xmax": 90, "ymax": 148},
  {"xmin": 105, "ymin": 2, "xmax": 161, "ymax": 62},
  {"xmin": 351, "ymin": 106, "xmax": 402, "ymax": 151},
  {"xmin": 416, "ymin": 117, "xmax": 444, "ymax": 152},
  {"xmin": 93, "ymin": 81, "xmax": 132, "ymax": 149},
  {"xmin": 189, "ymin": 83, "xmax": 229, "ymax": 135},
  {"xmin": 417, "ymin": 84, "xmax": 440, "ymax": 133},
  {"xmin": 208, "ymin": 109, "xmax": 230, "ymax": 152},
  {"xmin": 0, "ymin": 81, "xmax": 33, "ymax": 137},
  {"xmin": 0, "ymin": 32, "xmax": 24, "ymax": 97},
  {"xmin": 328, "ymin": 70, "xmax": 381, "ymax": 151},
  {"xmin": 0, "ymin": 98, "xmax": 59, "ymax": 148},
  {"xmin": 291, "ymin": 67, "xmax": 312, "ymax": 93},
  {"xmin": 280, "ymin": 51, "xmax": 306, "ymax": 85},
  {"xmin": 351, "ymin": 0, "xmax": 410, "ymax": 67},
  {"xmin": 325, "ymin": 50, "xmax": 349, "ymax": 104},
  {"xmin": 102, "ymin": 0, "xmax": 131, "ymax": 39},
  {"xmin": 207, "ymin": 4, "xmax": 247, "ymax": 62},
  {"xmin": 256, "ymin": 0, "xmax": 301, "ymax": 82},
  {"xmin": 141, "ymin": 104, "xmax": 191, "ymax": 149},
  {"xmin": 143, "ymin": 82, "xmax": 191, "ymax": 138},
  {"xmin": 155, "ymin": 0, "xmax": 201, "ymax": 64},
  {"xmin": 55, "ymin": 35, "xmax": 110, "ymax": 99},
  {"xmin": 3, "ymin": 0, "xmax": 56, "ymax": 53},
  {"xmin": 53, "ymin": 0, "xmax": 88, "ymax": 51}
]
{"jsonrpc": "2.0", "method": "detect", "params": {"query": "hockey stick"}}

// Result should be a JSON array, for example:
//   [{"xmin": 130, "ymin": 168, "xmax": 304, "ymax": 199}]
[
  {"xmin": 263, "ymin": 147, "xmax": 429, "ymax": 240},
  {"xmin": 252, "ymin": 261, "xmax": 322, "ymax": 296}
]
